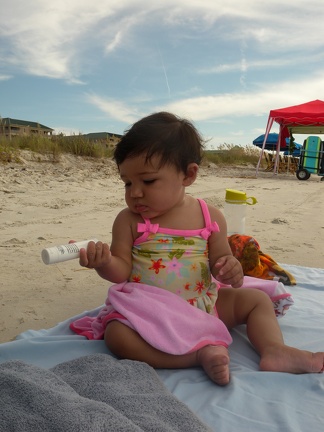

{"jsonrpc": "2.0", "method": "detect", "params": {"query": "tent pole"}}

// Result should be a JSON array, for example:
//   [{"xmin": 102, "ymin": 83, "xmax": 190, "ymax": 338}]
[
  {"xmin": 273, "ymin": 137, "xmax": 280, "ymax": 174},
  {"xmin": 273, "ymin": 125, "xmax": 286, "ymax": 175},
  {"xmin": 256, "ymin": 116, "xmax": 274, "ymax": 176}
]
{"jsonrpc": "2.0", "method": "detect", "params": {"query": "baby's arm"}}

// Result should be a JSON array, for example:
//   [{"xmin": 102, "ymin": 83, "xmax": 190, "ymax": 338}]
[
  {"xmin": 79, "ymin": 209, "xmax": 134, "ymax": 283},
  {"xmin": 207, "ymin": 205, "xmax": 244, "ymax": 288}
]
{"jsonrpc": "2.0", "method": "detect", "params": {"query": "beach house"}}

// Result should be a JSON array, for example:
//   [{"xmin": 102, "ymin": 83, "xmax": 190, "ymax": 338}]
[{"xmin": 0, "ymin": 117, "xmax": 54, "ymax": 140}]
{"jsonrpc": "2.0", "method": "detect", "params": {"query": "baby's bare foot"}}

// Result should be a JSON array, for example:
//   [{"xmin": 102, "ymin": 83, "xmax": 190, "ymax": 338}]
[
  {"xmin": 260, "ymin": 345, "xmax": 324, "ymax": 374},
  {"xmin": 197, "ymin": 345, "xmax": 230, "ymax": 386}
]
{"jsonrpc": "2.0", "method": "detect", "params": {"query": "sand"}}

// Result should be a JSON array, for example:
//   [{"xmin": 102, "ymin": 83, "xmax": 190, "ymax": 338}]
[{"xmin": 1, "ymin": 151, "xmax": 323, "ymax": 343}]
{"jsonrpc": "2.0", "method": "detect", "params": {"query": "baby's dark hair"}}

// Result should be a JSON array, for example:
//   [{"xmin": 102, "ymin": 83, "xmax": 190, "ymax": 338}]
[{"xmin": 113, "ymin": 112, "xmax": 205, "ymax": 173}]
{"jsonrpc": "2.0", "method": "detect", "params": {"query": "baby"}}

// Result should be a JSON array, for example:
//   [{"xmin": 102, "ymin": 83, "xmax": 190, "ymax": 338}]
[{"xmin": 71, "ymin": 112, "xmax": 324, "ymax": 385}]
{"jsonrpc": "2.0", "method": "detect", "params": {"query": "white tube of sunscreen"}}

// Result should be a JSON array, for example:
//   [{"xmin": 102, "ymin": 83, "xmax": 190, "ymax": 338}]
[{"xmin": 41, "ymin": 238, "xmax": 98, "ymax": 265}]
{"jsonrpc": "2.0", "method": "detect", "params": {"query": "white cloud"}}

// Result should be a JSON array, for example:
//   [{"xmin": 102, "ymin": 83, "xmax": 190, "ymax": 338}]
[
  {"xmin": 86, "ymin": 93, "xmax": 140, "ymax": 124},
  {"xmin": 2, "ymin": 1, "xmax": 324, "ymax": 83},
  {"xmin": 0, "ymin": 0, "xmax": 119, "ymax": 82},
  {"xmin": 0, "ymin": 74, "xmax": 12, "ymax": 81},
  {"xmin": 156, "ymin": 72, "xmax": 324, "ymax": 122},
  {"xmin": 198, "ymin": 58, "xmax": 291, "ymax": 74}
]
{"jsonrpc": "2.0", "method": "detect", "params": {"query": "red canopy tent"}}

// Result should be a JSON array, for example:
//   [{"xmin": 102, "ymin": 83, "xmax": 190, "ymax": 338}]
[{"xmin": 255, "ymin": 99, "xmax": 324, "ymax": 175}]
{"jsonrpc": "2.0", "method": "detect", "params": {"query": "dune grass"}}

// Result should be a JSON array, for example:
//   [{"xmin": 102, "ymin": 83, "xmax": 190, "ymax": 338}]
[
  {"xmin": 0, "ymin": 136, "xmax": 261, "ymax": 166},
  {"xmin": 0, "ymin": 134, "xmax": 116, "ymax": 163},
  {"xmin": 203, "ymin": 143, "xmax": 261, "ymax": 166}
]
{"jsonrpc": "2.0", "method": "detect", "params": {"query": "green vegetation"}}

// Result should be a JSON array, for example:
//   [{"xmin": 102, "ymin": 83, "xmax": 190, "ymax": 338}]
[
  {"xmin": 203, "ymin": 143, "xmax": 261, "ymax": 166},
  {"xmin": 0, "ymin": 137, "xmax": 261, "ymax": 167},
  {"xmin": 0, "ymin": 134, "xmax": 116, "ymax": 163},
  {"xmin": 0, "ymin": 142, "xmax": 22, "ymax": 163}
]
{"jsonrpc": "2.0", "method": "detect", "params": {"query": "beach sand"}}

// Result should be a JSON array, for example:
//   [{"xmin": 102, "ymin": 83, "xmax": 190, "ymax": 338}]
[{"xmin": 1, "ymin": 151, "xmax": 323, "ymax": 343}]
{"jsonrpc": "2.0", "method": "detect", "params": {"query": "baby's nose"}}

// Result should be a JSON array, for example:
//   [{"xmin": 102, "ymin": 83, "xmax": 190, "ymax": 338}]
[{"xmin": 130, "ymin": 185, "xmax": 143, "ymax": 197}]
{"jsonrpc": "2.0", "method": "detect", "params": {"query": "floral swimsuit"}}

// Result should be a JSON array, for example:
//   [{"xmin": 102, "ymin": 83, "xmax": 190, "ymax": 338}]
[{"xmin": 129, "ymin": 198, "xmax": 219, "ymax": 315}]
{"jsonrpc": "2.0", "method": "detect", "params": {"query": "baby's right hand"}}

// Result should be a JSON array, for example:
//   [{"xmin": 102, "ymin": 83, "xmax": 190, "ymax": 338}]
[{"xmin": 78, "ymin": 240, "xmax": 111, "ymax": 269}]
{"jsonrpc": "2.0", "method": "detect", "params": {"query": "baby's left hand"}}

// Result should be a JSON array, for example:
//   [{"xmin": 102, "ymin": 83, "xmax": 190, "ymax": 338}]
[{"xmin": 214, "ymin": 255, "xmax": 244, "ymax": 288}]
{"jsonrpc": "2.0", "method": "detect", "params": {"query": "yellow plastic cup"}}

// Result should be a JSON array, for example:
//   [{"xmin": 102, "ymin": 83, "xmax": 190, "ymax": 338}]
[{"xmin": 225, "ymin": 189, "xmax": 257, "ymax": 205}]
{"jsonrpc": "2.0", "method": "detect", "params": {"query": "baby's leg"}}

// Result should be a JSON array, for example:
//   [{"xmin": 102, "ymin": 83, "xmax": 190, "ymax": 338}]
[
  {"xmin": 104, "ymin": 320, "xmax": 230, "ymax": 385},
  {"xmin": 217, "ymin": 288, "xmax": 324, "ymax": 374},
  {"xmin": 260, "ymin": 345, "xmax": 324, "ymax": 374}
]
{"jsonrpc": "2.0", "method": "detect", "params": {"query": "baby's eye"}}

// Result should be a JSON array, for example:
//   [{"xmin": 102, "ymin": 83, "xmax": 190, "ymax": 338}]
[
  {"xmin": 124, "ymin": 182, "xmax": 131, "ymax": 188},
  {"xmin": 143, "ymin": 179, "xmax": 156, "ymax": 184}
]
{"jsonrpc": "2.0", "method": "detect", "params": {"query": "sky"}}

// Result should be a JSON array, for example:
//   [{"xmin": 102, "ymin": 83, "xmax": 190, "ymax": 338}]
[{"xmin": 1, "ymin": 0, "xmax": 324, "ymax": 148}]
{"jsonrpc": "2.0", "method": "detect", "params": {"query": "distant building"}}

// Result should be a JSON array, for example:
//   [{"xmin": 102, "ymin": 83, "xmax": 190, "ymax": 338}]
[
  {"xmin": 83, "ymin": 132, "xmax": 122, "ymax": 148},
  {"xmin": 0, "ymin": 117, "xmax": 54, "ymax": 139},
  {"xmin": 82, "ymin": 132, "xmax": 122, "ymax": 141}
]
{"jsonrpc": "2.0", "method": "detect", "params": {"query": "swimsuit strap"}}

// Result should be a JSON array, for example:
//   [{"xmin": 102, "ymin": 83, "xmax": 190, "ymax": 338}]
[
  {"xmin": 197, "ymin": 198, "xmax": 212, "ymax": 227},
  {"xmin": 134, "ymin": 199, "xmax": 219, "ymax": 245},
  {"xmin": 197, "ymin": 198, "xmax": 219, "ymax": 239}
]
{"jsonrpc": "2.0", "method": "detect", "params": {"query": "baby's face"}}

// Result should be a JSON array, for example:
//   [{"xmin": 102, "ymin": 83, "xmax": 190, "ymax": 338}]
[{"xmin": 119, "ymin": 154, "xmax": 187, "ymax": 219}]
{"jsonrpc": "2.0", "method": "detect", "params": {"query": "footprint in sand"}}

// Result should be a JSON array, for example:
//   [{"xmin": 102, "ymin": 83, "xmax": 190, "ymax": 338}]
[
  {"xmin": 271, "ymin": 218, "xmax": 289, "ymax": 225},
  {"xmin": 4, "ymin": 238, "xmax": 27, "ymax": 245}
]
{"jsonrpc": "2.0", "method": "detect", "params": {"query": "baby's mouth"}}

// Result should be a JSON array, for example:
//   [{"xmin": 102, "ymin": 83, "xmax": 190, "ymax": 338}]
[{"xmin": 135, "ymin": 204, "xmax": 149, "ymax": 213}]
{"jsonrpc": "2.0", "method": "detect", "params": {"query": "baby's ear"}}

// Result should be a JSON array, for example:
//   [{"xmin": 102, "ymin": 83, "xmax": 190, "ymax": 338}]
[{"xmin": 183, "ymin": 163, "xmax": 199, "ymax": 186}]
